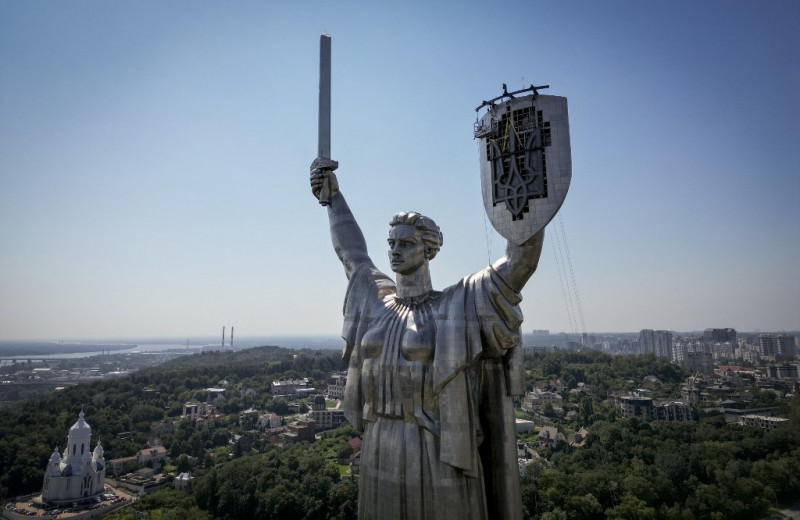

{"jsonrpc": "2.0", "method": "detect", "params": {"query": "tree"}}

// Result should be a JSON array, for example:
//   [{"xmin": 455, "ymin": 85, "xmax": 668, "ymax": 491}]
[
  {"xmin": 564, "ymin": 492, "xmax": 603, "ymax": 519},
  {"xmin": 211, "ymin": 430, "xmax": 229, "ymax": 448},
  {"xmin": 130, "ymin": 403, "xmax": 165, "ymax": 424},
  {"xmin": 176, "ymin": 454, "xmax": 191, "ymax": 472},
  {"xmin": 578, "ymin": 395, "xmax": 594, "ymax": 425},
  {"xmin": 604, "ymin": 494, "xmax": 656, "ymax": 520},
  {"xmin": 268, "ymin": 397, "xmax": 289, "ymax": 416},
  {"xmin": 328, "ymin": 479, "xmax": 358, "ymax": 520}
]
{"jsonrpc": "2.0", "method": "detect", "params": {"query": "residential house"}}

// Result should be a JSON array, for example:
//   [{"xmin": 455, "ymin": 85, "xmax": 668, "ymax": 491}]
[
  {"xmin": 538, "ymin": 426, "xmax": 567, "ymax": 448},
  {"xmin": 347, "ymin": 437, "xmax": 362, "ymax": 454},
  {"xmin": 311, "ymin": 394, "xmax": 347, "ymax": 431},
  {"xmin": 230, "ymin": 434, "xmax": 252, "ymax": 453},
  {"xmin": 568, "ymin": 427, "xmax": 590, "ymax": 448},
  {"xmin": 286, "ymin": 419, "xmax": 315, "ymax": 443},
  {"xmin": 108, "ymin": 455, "xmax": 138, "ymax": 475},
  {"xmin": 259, "ymin": 413, "xmax": 281, "ymax": 429},
  {"xmin": 741, "ymin": 414, "xmax": 789, "ymax": 432},
  {"xmin": 182, "ymin": 402, "xmax": 208, "ymax": 420},
  {"xmin": 521, "ymin": 389, "xmax": 563, "ymax": 412},
  {"xmin": 653, "ymin": 401, "xmax": 693, "ymax": 421},
  {"xmin": 327, "ymin": 374, "xmax": 347, "ymax": 400},
  {"xmin": 349, "ymin": 451, "xmax": 361, "ymax": 476},
  {"xmin": 617, "ymin": 394, "xmax": 693, "ymax": 421},
  {"xmin": 150, "ymin": 420, "xmax": 175, "ymax": 438},
  {"xmin": 642, "ymin": 375, "xmax": 663, "ymax": 390},
  {"xmin": 617, "ymin": 395, "xmax": 654, "ymax": 418},
  {"xmin": 174, "ymin": 472, "xmax": 194, "ymax": 490},
  {"xmin": 270, "ymin": 378, "xmax": 313, "ymax": 397},
  {"xmin": 206, "ymin": 387, "xmax": 226, "ymax": 404},
  {"xmin": 137, "ymin": 446, "xmax": 167, "ymax": 468},
  {"xmin": 515, "ymin": 419, "xmax": 535, "ymax": 433}
]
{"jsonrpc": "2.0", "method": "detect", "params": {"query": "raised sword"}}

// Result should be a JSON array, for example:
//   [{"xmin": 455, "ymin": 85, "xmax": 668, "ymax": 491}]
[{"xmin": 316, "ymin": 33, "xmax": 337, "ymax": 206}]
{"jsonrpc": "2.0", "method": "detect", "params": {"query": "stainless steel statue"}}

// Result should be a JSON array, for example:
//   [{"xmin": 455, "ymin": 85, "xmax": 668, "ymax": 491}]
[{"xmin": 309, "ymin": 84, "xmax": 570, "ymax": 520}]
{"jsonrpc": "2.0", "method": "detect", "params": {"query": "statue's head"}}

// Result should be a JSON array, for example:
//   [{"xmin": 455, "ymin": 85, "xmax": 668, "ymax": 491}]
[{"xmin": 388, "ymin": 212, "xmax": 443, "ymax": 274}]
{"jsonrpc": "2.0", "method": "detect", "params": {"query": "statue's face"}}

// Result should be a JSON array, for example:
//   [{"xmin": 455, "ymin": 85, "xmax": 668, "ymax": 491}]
[{"xmin": 388, "ymin": 224, "xmax": 426, "ymax": 275}]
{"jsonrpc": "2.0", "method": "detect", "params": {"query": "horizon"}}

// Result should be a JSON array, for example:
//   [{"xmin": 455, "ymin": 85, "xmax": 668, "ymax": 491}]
[{"xmin": 2, "ymin": 329, "xmax": 798, "ymax": 346}]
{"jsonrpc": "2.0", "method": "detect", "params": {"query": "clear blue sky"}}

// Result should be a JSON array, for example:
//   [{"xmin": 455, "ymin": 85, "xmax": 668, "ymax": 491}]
[{"xmin": 1, "ymin": 1, "xmax": 798, "ymax": 341}]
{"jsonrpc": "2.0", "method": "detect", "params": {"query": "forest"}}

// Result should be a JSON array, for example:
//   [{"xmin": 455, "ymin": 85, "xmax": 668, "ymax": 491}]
[
  {"xmin": 0, "ymin": 345, "xmax": 347, "ymax": 501},
  {"xmin": 1, "ymin": 346, "xmax": 798, "ymax": 519}
]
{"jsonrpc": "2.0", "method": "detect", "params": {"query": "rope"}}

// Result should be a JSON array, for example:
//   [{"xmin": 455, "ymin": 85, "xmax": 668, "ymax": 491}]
[
  {"xmin": 558, "ymin": 213, "xmax": 587, "ymax": 342},
  {"xmin": 483, "ymin": 212, "xmax": 493, "ymax": 266},
  {"xmin": 550, "ymin": 221, "xmax": 579, "ymax": 338}
]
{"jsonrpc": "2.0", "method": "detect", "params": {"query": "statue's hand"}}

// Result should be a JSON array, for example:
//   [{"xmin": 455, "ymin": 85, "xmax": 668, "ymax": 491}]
[
  {"xmin": 310, "ymin": 157, "xmax": 339, "ymax": 172},
  {"xmin": 310, "ymin": 157, "xmax": 339, "ymax": 205},
  {"xmin": 310, "ymin": 169, "xmax": 339, "ymax": 202}
]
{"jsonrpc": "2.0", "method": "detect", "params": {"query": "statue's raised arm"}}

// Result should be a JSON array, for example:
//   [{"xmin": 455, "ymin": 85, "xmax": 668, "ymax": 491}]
[
  {"xmin": 310, "ymin": 159, "xmax": 371, "ymax": 279},
  {"xmin": 492, "ymin": 229, "xmax": 545, "ymax": 294}
]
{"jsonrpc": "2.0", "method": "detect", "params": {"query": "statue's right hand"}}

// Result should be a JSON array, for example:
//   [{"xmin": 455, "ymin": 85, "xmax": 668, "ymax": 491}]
[
  {"xmin": 310, "ymin": 157, "xmax": 339, "ymax": 172},
  {"xmin": 310, "ymin": 169, "xmax": 339, "ymax": 202}
]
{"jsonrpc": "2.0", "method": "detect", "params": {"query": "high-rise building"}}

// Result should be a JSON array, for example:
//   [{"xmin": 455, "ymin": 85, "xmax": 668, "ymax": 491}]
[
  {"xmin": 672, "ymin": 342, "xmax": 687, "ymax": 363},
  {"xmin": 639, "ymin": 329, "xmax": 672, "ymax": 359},
  {"xmin": 683, "ymin": 352, "xmax": 713, "ymax": 374},
  {"xmin": 639, "ymin": 329, "xmax": 654, "ymax": 355},
  {"xmin": 704, "ymin": 328, "xmax": 737, "ymax": 343},
  {"xmin": 654, "ymin": 330, "xmax": 673, "ymax": 359},
  {"xmin": 759, "ymin": 334, "xmax": 796, "ymax": 360},
  {"xmin": 765, "ymin": 365, "xmax": 800, "ymax": 379}
]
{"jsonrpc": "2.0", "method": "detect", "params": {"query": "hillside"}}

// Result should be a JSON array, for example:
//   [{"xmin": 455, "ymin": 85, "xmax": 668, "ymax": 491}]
[{"xmin": 1, "ymin": 347, "xmax": 798, "ymax": 519}]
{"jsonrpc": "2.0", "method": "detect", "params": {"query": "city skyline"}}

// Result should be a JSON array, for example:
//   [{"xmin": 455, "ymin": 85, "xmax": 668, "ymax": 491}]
[{"xmin": 2, "ymin": 1, "xmax": 798, "ymax": 340}]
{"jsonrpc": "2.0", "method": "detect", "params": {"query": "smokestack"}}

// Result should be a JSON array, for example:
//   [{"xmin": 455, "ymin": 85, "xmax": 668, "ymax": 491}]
[
  {"xmin": 222, "ymin": 326, "xmax": 225, "ymax": 348},
  {"xmin": 230, "ymin": 326, "xmax": 234, "ymax": 348}
]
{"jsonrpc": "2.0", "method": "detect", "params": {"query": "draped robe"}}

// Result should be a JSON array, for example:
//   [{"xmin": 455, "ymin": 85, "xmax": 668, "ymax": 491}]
[{"xmin": 341, "ymin": 261, "xmax": 525, "ymax": 520}]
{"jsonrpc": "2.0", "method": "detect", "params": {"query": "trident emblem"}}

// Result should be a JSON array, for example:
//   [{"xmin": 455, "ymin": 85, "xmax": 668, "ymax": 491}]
[
  {"xmin": 488, "ymin": 105, "xmax": 549, "ymax": 221},
  {"xmin": 475, "ymin": 85, "xmax": 570, "ymax": 244}
]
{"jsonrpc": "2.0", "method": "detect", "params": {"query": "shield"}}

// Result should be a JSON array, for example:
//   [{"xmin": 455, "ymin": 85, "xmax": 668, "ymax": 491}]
[{"xmin": 475, "ymin": 93, "xmax": 571, "ymax": 245}]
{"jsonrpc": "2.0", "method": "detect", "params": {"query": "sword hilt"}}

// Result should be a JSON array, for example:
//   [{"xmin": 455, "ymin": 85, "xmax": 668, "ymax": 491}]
[{"xmin": 319, "ymin": 177, "xmax": 331, "ymax": 206}]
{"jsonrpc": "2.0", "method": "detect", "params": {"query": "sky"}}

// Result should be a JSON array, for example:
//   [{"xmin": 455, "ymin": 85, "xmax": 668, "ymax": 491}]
[{"xmin": 1, "ymin": 1, "xmax": 798, "ymax": 341}]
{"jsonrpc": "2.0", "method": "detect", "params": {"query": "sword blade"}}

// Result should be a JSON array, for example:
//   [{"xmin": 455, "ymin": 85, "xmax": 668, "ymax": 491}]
[{"xmin": 318, "ymin": 34, "xmax": 331, "ymax": 159}]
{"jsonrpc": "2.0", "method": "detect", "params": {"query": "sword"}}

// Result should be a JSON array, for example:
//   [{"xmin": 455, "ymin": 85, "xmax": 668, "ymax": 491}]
[{"xmin": 317, "ymin": 33, "xmax": 337, "ymax": 206}]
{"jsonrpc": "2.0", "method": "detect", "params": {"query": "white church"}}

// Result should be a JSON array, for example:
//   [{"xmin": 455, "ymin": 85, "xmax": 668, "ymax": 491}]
[{"xmin": 42, "ymin": 410, "xmax": 106, "ymax": 504}]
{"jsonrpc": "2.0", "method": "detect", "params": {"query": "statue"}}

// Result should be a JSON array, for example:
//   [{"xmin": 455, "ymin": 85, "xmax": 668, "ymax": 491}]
[
  {"xmin": 310, "ymin": 38, "xmax": 570, "ymax": 516},
  {"xmin": 310, "ymin": 161, "xmax": 545, "ymax": 520}
]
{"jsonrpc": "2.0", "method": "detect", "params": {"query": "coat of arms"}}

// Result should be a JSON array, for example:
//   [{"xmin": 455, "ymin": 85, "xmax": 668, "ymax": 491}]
[{"xmin": 475, "ymin": 85, "xmax": 572, "ymax": 244}]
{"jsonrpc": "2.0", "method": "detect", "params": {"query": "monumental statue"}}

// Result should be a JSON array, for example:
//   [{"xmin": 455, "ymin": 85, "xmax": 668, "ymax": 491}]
[{"xmin": 311, "ymin": 34, "xmax": 571, "ymax": 520}]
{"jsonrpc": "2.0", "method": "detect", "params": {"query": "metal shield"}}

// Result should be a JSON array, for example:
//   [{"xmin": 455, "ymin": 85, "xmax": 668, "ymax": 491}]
[{"xmin": 475, "ymin": 94, "xmax": 571, "ymax": 245}]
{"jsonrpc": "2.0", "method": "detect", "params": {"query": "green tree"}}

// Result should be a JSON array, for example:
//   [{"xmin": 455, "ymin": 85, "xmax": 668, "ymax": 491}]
[
  {"xmin": 604, "ymin": 494, "xmax": 655, "ymax": 520},
  {"xmin": 564, "ymin": 492, "xmax": 603, "ymax": 519},
  {"xmin": 268, "ymin": 397, "xmax": 290, "ymax": 416}
]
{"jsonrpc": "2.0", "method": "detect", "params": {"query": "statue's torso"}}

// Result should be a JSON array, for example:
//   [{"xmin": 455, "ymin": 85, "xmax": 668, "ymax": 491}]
[{"xmin": 360, "ymin": 293, "xmax": 441, "ymax": 431}]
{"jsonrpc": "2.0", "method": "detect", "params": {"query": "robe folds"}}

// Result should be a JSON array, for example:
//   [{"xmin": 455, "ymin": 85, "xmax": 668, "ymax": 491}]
[{"xmin": 341, "ymin": 261, "xmax": 525, "ymax": 520}]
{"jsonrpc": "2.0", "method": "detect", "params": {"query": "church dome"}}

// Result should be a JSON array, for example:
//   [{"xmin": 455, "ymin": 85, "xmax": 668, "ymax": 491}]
[
  {"xmin": 93, "ymin": 441, "xmax": 104, "ymax": 460},
  {"xmin": 49, "ymin": 447, "xmax": 62, "ymax": 464},
  {"xmin": 69, "ymin": 410, "xmax": 91, "ymax": 433}
]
